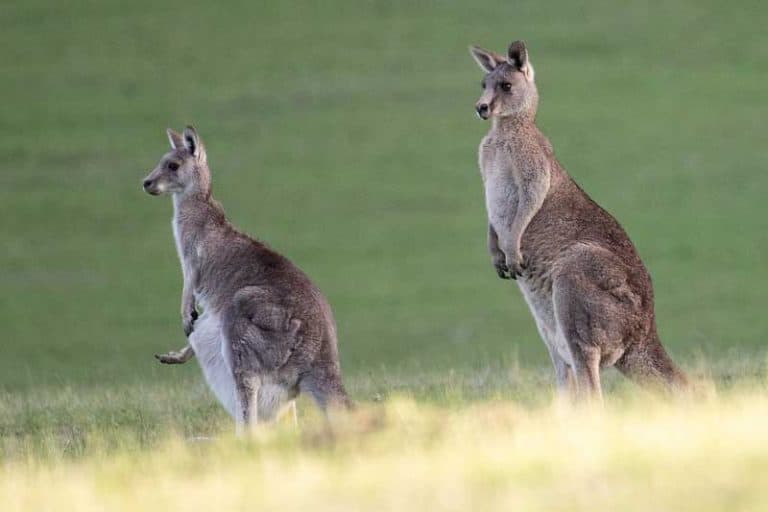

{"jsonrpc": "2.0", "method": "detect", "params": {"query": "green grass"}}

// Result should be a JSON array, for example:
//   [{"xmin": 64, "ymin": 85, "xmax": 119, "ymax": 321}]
[
  {"xmin": 1, "ymin": 0, "xmax": 768, "ymax": 508},
  {"xmin": 2, "ymin": 0, "xmax": 766, "ymax": 390}
]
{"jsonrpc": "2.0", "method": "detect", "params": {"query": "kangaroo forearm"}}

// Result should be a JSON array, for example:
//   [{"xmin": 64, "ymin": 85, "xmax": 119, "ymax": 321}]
[
  {"xmin": 180, "ymin": 281, "xmax": 198, "ymax": 336},
  {"xmin": 504, "ymin": 166, "xmax": 550, "ymax": 254},
  {"xmin": 488, "ymin": 223, "xmax": 503, "ymax": 256},
  {"xmin": 172, "ymin": 344, "xmax": 194, "ymax": 361},
  {"xmin": 488, "ymin": 222, "xmax": 512, "ymax": 278},
  {"xmin": 181, "ymin": 282, "xmax": 196, "ymax": 314},
  {"xmin": 177, "ymin": 344, "xmax": 195, "ymax": 361},
  {"xmin": 504, "ymin": 207, "xmax": 538, "ymax": 254},
  {"xmin": 156, "ymin": 344, "xmax": 195, "ymax": 365}
]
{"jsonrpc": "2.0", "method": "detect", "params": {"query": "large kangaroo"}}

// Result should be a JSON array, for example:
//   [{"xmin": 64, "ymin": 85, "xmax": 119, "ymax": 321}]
[
  {"xmin": 469, "ymin": 41, "xmax": 687, "ymax": 401},
  {"xmin": 142, "ymin": 126, "xmax": 350, "ymax": 427}
]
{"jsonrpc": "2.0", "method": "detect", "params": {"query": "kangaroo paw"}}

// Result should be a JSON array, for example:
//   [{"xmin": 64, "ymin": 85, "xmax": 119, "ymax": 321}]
[{"xmin": 155, "ymin": 351, "xmax": 188, "ymax": 365}]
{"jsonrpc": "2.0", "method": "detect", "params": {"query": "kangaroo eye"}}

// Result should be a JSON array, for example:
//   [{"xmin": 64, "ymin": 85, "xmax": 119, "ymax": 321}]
[
  {"xmin": 168, "ymin": 162, "xmax": 180, "ymax": 171},
  {"xmin": 500, "ymin": 82, "xmax": 512, "ymax": 92}
]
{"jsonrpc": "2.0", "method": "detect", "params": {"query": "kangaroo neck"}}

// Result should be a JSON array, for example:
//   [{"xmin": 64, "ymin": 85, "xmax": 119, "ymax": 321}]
[
  {"xmin": 172, "ymin": 190, "xmax": 223, "ymax": 254},
  {"xmin": 489, "ymin": 113, "xmax": 568, "ymax": 191},
  {"xmin": 490, "ymin": 112, "xmax": 537, "ymax": 138}
]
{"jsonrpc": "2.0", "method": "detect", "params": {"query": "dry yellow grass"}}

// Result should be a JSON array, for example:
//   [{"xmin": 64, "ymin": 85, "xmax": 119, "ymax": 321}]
[{"xmin": 3, "ymin": 387, "xmax": 768, "ymax": 512}]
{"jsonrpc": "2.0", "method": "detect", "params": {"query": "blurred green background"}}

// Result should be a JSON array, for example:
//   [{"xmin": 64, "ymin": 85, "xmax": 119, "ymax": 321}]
[{"xmin": 1, "ymin": 0, "xmax": 766, "ymax": 392}]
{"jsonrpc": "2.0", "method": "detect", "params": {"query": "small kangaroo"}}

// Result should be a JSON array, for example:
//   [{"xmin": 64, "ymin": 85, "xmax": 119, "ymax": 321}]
[
  {"xmin": 469, "ymin": 40, "xmax": 688, "ymax": 401},
  {"xmin": 142, "ymin": 126, "xmax": 350, "ymax": 427}
]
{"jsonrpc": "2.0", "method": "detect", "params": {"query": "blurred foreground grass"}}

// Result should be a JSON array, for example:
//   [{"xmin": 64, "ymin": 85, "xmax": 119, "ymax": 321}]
[{"xmin": 2, "ymin": 365, "xmax": 767, "ymax": 511}]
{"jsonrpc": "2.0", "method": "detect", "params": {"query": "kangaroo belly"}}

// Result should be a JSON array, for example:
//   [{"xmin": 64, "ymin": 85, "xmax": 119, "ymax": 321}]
[{"xmin": 187, "ymin": 311, "xmax": 237, "ymax": 418}]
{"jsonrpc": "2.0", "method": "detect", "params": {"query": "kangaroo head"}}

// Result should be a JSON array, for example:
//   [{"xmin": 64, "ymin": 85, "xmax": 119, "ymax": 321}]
[
  {"xmin": 469, "ymin": 40, "xmax": 537, "ymax": 120},
  {"xmin": 143, "ymin": 126, "xmax": 210, "ymax": 197}
]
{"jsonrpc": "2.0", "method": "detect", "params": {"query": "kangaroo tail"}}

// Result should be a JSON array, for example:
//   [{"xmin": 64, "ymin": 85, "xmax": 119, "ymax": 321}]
[{"xmin": 616, "ymin": 330, "xmax": 689, "ymax": 394}]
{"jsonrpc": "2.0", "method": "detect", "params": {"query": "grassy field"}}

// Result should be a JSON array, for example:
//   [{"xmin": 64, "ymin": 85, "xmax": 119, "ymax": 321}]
[
  {"xmin": 1, "ymin": 0, "xmax": 767, "ymax": 509},
  {"xmin": 3, "ymin": 382, "xmax": 768, "ymax": 511}
]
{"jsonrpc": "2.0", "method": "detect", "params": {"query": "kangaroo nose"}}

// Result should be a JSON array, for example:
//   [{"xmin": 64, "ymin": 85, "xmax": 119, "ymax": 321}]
[
  {"xmin": 476, "ymin": 103, "xmax": 489, "ymax": 119},
  {"xmin": 142, "ymin": 179, "xmax": 153, "ymax": 190}
]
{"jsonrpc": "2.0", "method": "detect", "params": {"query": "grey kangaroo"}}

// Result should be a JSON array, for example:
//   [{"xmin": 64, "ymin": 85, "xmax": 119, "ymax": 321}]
[
  {"xmin": 469, "ymin": 40, "xmax": 688, "ymax": 401},
  {"xmin": 142, "ymin": 126, "xmax": 350, "ymax": 428}
]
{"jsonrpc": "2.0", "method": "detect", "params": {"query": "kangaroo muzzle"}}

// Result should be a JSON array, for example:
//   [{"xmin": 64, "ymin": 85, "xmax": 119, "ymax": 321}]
[
  {"xmin": 476, "ymin": 102, "xmax": 490, "ymax": 120},
  {"xmin": 142, "ymin": 177, "xmax": 162, "ymax": 195}
]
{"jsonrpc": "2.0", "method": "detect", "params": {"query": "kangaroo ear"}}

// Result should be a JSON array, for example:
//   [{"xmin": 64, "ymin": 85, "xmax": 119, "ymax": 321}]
[
  {"xmin": 508, "ymin": 40, "xmax": 534, "ymax": 81},
  {"xmin": 182, "ymin": 125, "xmax": 206, "ymax": 163},
  {"xmin": 167, "ymin": 128, "xmax": 184, "ymax": 150},
  {"xmin": 469, "ymin": 45, "xmax": 505, "ymax": 73}
]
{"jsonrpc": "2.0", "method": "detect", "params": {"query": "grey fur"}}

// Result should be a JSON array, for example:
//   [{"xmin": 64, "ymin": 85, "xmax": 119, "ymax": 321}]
[
  {"xmin": 470, "ymin": 41, "xmax": 688, "ymax": 401},
  {"xmin": 143, "ymin": 126, "xmax": 350, "ymax": 427}
]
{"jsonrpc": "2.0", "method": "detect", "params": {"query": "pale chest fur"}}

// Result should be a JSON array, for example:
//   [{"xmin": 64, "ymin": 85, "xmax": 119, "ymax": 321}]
[
  {"xmin": 172, "ymin": 215, "xmax": 188, "ymax": 275},
  {"xmin": 172, "ymin": 198, "xmax": 193, "ymax": 277},
  {"xmin": 479, "ymin": 135, "xmax": 519, "ymax": 230},
  {"xmin": 172, "ymin": 210, "xmax": 208, "ymax": 303}
]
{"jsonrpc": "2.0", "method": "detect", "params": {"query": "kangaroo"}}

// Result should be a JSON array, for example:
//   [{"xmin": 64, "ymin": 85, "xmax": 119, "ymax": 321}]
[
  {"xmin": 142, "ymin": 126, "xmax": 350, "ymax": 428},
  {"xmin": 469, "ymin": 40, "xmax": 688, "ymax": 401}
]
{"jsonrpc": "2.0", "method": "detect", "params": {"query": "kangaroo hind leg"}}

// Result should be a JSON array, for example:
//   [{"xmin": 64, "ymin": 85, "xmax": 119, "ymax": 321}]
[
  {"xmin": 552, "ymin": 275, "xmax": 605, "ymax": 404},
  {"xmin": 300, "ymin": 369, "xmax": 352, "ymax": 414},
  {"xmin": 255, "ymin": 381, "xmax": 294, "ymax": 423}
]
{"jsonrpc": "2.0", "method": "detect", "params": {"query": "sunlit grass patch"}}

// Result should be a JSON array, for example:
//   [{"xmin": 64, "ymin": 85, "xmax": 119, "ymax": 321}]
[{"xmin": 2, "ymin": 376, "xmax": 768, "ymax": 511}]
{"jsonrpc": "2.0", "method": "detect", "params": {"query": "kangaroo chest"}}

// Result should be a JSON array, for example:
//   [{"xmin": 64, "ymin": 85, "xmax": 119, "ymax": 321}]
[
  {"xmin": 172, "ymin": 216, "xmax": 207, "ymax": 294},
  {"xmin": 479, "ymin": 137, "xmax": 520, "ymax": 230},
  {"xmin": 172, "ymin": 209, "xmax": 197, "ymax": 268}
]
